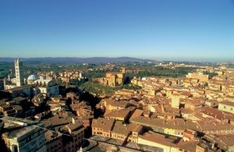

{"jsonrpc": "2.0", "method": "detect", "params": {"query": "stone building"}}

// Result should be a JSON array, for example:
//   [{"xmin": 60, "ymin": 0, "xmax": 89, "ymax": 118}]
[
  {"xmin": 1, "ymin": 117, "xmax": 47, "ymax": 152},
  {"xmin": 93, "ymin": 67, "xmax": 126, "ymax": 87}
]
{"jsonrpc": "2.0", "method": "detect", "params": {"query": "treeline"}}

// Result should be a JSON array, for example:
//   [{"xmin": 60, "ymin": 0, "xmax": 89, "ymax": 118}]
[
  {"xmin": 79, "ymin": 82, "xmax": 115, "ymax": 96},
  {"xmin": 0, "ymin": 62, "xmax": 13, "ymax": 79},
  {"xmin": 203, "ymin": 71, "xmax": 218, "ymax": 78},
  {"xmin": 133, "ymin": 67, "xmax": 197, "ymax": 78},
  {"xmin": 78, "ymin": 82, "xmax": 141, "ymax": 96},
  {"xmin": 83, "ymin": 71, "xmax": 106, "ymax": 80}
]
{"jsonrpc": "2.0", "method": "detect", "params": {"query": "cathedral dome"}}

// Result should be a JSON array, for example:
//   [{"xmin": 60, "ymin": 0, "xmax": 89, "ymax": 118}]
[{"xmin": 27, "ymin": 74, "xmax": 39, "ymax": 81}]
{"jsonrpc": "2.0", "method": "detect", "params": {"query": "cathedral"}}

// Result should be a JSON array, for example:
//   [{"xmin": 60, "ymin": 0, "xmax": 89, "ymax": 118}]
[
  {"xmin": 4, "ymin": 58, "xmax": 23, "ymax": 90},
  {"xmin": 4, "ymin": 58, "xmax": 59, "ymax": 97}
]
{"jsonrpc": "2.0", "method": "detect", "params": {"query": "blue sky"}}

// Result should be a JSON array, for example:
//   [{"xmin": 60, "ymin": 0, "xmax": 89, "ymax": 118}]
[{"xmin": 0, "ymin": 0, "xmax": 233, "ymax": 61}]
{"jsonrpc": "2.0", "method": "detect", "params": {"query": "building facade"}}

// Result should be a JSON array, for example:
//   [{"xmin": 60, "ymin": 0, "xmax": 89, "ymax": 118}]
[
  {"xmin": 218, "ymin": 101, "xmax": 234, "ymax": 114},
  {"xmin": 2, "ymin": 124, "xmax": 46, "ymax": 152},
  {"xmin": 34, "ymin": 77, "xmax": 59, "ymax": 95}
]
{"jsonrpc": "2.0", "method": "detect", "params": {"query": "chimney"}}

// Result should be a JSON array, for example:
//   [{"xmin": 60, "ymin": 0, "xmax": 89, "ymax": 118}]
[
  {"xmin": 161, "ymin": 104, "xmax": 165, "ymax": 113},
  {"xmin": 72, "ymin": 117, "xmax": 76, "ymax": 124}
]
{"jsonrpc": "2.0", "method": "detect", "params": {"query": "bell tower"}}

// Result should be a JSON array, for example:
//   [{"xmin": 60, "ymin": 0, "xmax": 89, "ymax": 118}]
[{"xmin": 15, "ymin": 58, "xmax": 22, "ymax": 86}]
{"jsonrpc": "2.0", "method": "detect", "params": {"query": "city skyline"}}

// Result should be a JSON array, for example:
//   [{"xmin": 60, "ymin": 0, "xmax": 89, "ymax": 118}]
[{"xmin": 0, "ymin": 0, "xmax": 233, "ymax": 62}]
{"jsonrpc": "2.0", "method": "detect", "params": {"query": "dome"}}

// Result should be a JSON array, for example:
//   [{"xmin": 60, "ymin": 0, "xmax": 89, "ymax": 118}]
[{"xmin": 27, "ymin": 74, "xmax": 39, "ymax": 81}]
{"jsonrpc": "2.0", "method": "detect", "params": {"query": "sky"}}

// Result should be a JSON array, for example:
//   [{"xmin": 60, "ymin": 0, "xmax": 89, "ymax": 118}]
[{"xmin": 0, "ymin": 0, "xmax": 233, "ymax": 62}]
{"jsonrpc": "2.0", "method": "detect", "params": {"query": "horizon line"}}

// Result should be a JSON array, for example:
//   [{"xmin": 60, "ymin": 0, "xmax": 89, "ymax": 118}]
[{"xmin": 0, "ymin": 56, "xmax": 233, "ymax": 63}]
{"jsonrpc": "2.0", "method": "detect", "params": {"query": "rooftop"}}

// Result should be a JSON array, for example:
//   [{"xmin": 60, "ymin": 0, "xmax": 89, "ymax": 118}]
[
  {"xmin": 131, "ymin": 116, "xmax": 199, "ymax": 131},
  {"xmin": 6, "ymin": 125, "xmax": 39, "ymax": 139},
  {"xmin": 139, "ymin": 131, "xmax": 178, "ymax": 147},
  {"xmin": 92, "ymin": 117, "xmax": 115, "ymax": 131}
]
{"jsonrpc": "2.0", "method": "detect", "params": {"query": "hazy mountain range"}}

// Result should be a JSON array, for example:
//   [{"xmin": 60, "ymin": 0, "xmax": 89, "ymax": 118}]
[{"xmin": 0, "ymin": 57, "xmax": 154, "ymax": 64}]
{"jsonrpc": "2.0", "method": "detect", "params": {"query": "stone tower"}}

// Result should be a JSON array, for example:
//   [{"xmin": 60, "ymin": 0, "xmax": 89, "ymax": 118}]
[
  {"xmin": 14, "ymin": 58, "xmax": 22, "ymax": 86},
  {"xmin": 121, "ymin": 67, "xmax": 126, "ymax": 74},
  {"xmin": 171, "ymin": 94, "xmax": 180, "ymax": 109}
]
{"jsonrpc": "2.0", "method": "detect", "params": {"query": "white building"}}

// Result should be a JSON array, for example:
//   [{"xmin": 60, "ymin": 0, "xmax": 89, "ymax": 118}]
[{"xmin": 33, "ymin": 76, "xmax": 59, "ymax": 95}]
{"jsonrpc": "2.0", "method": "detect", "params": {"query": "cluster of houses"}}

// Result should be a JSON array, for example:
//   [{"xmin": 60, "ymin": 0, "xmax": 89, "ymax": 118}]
[
  {"xmin": 1, "ymin": 59, "xmax": 234, "ymax": 152},
  {"xmin": 91, "ymin": 66, "xmax": 234, "ymax": 151}
]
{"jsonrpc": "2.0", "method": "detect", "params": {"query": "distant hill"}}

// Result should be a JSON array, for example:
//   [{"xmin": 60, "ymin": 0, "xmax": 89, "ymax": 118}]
[{"xmin": 0, "ymin": 57, "xmax": 155, "ymax": 64}]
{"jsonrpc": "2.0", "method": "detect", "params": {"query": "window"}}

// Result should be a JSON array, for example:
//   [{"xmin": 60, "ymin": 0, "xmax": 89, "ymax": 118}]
[{"xmin": 12, "ymin": 145, "xmax": 18, "ymax": 152}]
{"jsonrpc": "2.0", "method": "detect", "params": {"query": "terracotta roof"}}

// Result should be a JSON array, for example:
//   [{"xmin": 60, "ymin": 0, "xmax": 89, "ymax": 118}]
[
  {"xmin": 44, "ymin": 130, "xmax": 61, "ymax": 142},
  {"xmin": 176, "ymin": 140, "xmax": 198, "ymax": 152},
  {"xmin": 129, "ymin": 109, "xmax": 143, "ymax": 120},
  {"xmin": 66, "ymin": 122, "xmax": 83, "ymax": 132},
  {"xmin": 42, "ymin": 115, "xmax": 70, "ymax": 128},
  {"xmin": 111, "ymin": 121, "xmax": 130, "ymax": 135},
  {"xmin": 181, "ymin": 91, "xmax": 193, "ymax": 97},
  {"xmin": 111, "ymin": 121, "xmax": 142, "ymax": 135},
  {"xmin": 105, "ymin": 99, "xmax": 130, "ymax": 109},
  {"xmin": 92, "ymin": 117, "xmax": 115, "ymax": 131},
  {"xmin": 139, "ymin": 131, "xmax": 178, "ymax": 147},
  {"xmin": 216, "ymin": 134, "xmax": 234, "ymax": 147},
  {"xmin": 197, "ymin": 119, "xmax": 234, "ymax": 131},
  {"xmin": 131, "ymin": 116, "xmax": 199, "ymax": 131},
  {"xmin": 104, "ymin": 108, "xmax": 132, "ymax": 120},
  {"xmin": 199, "ymin": 107, "xmax": 234, "ymax": 121}
]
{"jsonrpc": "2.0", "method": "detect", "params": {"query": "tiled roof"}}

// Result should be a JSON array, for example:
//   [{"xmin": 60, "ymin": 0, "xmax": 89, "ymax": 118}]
[{"xmin": 92, "ymin": 117, "xmax": 115, "ymax": 131}]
